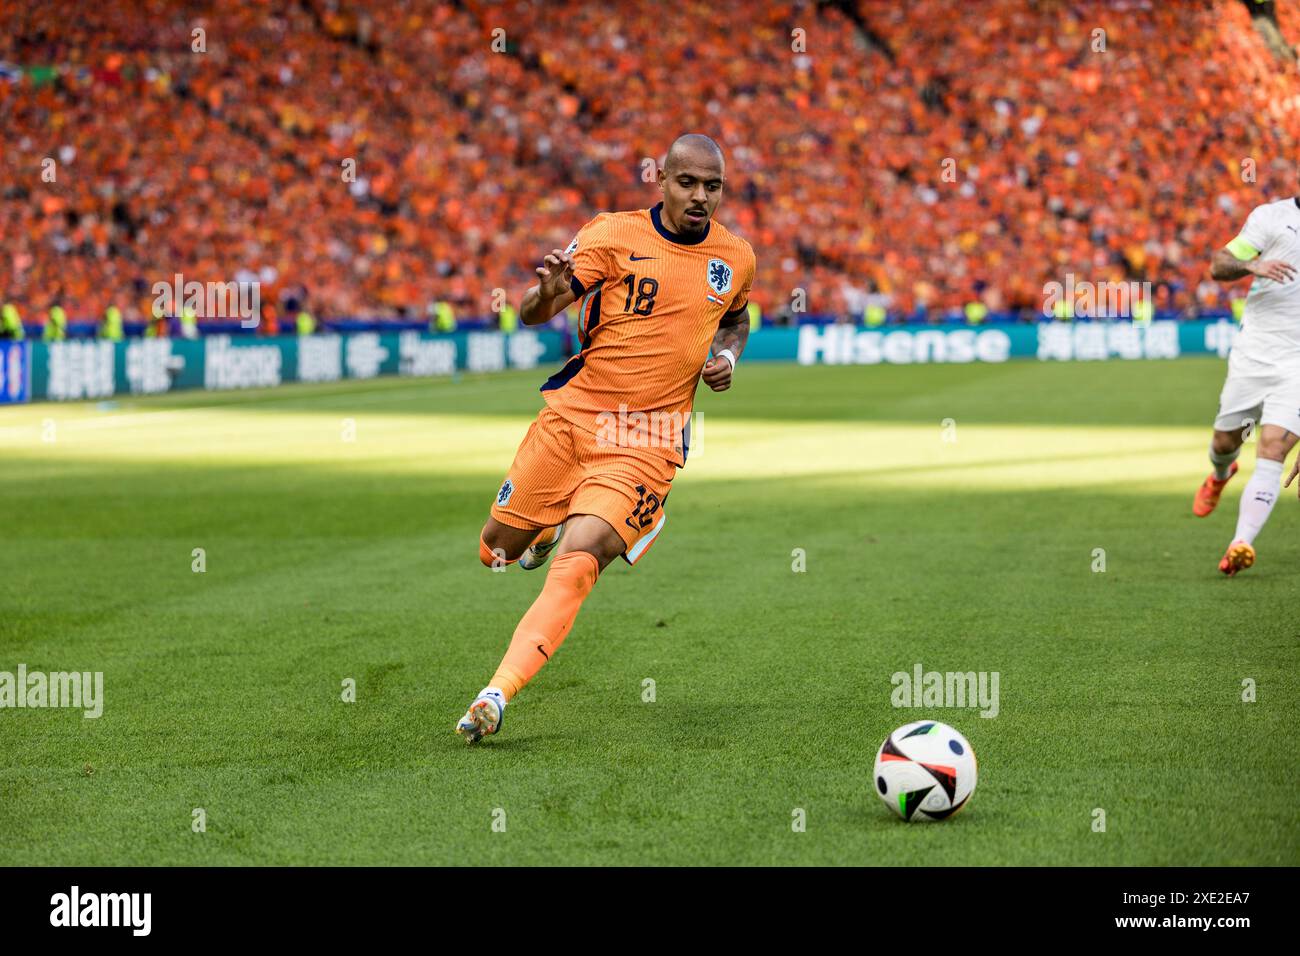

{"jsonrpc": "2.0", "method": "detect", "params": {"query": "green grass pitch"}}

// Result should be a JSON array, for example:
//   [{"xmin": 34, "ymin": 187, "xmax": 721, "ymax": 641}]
[{"xmin": 1, "ymin": 357, "xmax": 1296, "ymax": 865}]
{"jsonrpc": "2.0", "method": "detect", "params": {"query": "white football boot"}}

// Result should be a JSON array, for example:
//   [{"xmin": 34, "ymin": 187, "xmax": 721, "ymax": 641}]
[
  {"xmin": 518, "ymin": 523, "xmax": 565, "ymax": 571},
  {"xmin": 455, "ymin": 687, "xmax": 507, "ymax": 744}
]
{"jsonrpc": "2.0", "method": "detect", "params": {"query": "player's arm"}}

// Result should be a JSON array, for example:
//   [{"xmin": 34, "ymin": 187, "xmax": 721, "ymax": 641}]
[
  {"xmin": 1210, "ymin": 219, "xmax": 1295, "ymax": 283},
  {"xmin": 1209, "ymin": 245, "xmax": 1294, "ymax": 283},
  {"xmin": 520, "ymin": 248, "xmax": 577, "ymax": 326},
  {"xmin": 702, "ymin": 305, "xmax": 749, "ymax": 393}
]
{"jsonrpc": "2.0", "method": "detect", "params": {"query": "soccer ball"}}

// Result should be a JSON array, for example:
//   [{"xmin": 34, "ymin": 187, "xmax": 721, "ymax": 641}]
[{"xmin": 874, "ymin": 720, "xmax": 977, "ymax": 822}]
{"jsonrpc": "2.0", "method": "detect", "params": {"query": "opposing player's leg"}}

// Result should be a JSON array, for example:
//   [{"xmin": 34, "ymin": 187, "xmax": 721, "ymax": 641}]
[
  {"xmin": 1193, "ymin": 427, "xmax": 1244, "ymax": 517},
  {"xmin": 1200, "ymin": 363, "xmax": 1266, "ymax": 517},
  {"xmin": 1220, "ymin": 423, "xmax": 1299, "ymax": 576}
]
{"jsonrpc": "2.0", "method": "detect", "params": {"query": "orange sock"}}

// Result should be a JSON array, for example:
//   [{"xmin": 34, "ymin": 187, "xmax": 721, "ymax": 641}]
[
  {"xmin": 479, "ymin": 536, "xmax": 516, "ymax": 568},
  {"xmin": 490, "ymin": 551, "xmax": 600, "ymax": 700}
]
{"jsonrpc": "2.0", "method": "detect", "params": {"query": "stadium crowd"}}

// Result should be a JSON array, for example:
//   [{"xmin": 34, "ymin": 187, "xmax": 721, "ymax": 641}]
[{"xmin": 2, "ymin": 0, "xmax": 1300, "ymax": 332}]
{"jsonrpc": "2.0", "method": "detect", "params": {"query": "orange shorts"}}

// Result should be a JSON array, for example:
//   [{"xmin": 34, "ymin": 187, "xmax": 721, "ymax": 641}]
[{"xmin": 490, "ymin": 407, "xmax": 675, "ymax": 565}]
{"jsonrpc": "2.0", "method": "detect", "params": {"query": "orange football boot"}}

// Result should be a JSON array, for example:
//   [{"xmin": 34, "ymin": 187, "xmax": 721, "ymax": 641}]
[
  {"xmin": 1193, "ymin": 461, "xmax": 1238, "ymax": 517},
  {"xmin": 1218, "ymin": 540, "xmax": 1255, "ymax": 577}
]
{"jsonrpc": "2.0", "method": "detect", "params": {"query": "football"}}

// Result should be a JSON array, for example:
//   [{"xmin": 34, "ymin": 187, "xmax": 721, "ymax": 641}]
[{"xmin": 874, "ymin": 720, "xmax": 977, "ymax": 822}]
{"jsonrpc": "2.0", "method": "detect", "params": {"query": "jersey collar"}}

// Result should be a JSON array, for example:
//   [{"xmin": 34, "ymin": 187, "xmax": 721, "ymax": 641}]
[{"xmin": 650, "ymin": 202, "xmax": 710, "ymax": 245}]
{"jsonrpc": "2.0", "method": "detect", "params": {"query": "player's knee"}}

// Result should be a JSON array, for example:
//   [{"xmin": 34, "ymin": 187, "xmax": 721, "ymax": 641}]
[
  {"xmin": 1257, "ymin": 436, "xmax": 1289, "ymax": 462},
  {"xmin": 563, "ymin": 515, "xmax": 630, "ymax": 569},
  {"xmin": 1211, "ymin": 430, "xmax": 1241, "ymax": 455},
  {"xmin": 556, "ymin": 537, "xmax": 622, "ymax": 571},
  {"xmin": 554, "ymin": 546, "xmax": 612, "ymax": 574}
]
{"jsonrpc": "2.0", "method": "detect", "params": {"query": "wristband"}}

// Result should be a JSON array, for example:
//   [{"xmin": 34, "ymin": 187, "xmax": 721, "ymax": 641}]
[{"xmin": 716, "ymin": 348, "xmax": 737, "ymax": 370}]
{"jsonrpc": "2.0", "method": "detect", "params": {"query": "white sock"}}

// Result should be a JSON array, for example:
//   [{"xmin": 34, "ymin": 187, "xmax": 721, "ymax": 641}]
[
  {"xmin": 478, "ymin": 686, "xmax": 507, "ymax": 708},
  {"xmin": 1209, "ymin": 444, "xmax": 1240, "ymax": 481},
  {"xmin": 1232, "ymin": 458, "xmax": 1284, "ymax": 546}
]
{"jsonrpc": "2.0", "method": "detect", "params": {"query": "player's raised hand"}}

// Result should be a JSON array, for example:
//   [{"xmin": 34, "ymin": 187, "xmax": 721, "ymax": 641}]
[
  {"xmin": 1285, "ymin": 457, "xmax": 1300, "ymax": 499},
  {"xmin": 536, "ymin": 248, "xmax": 575, "ymax": 299},
  {"xmin": 1249, "ymin": 259, "xmax": 1297, "ymax": 283},
  {"xmin": 702, "ymin": 354, "xmax": 733, "ymax": 392}
]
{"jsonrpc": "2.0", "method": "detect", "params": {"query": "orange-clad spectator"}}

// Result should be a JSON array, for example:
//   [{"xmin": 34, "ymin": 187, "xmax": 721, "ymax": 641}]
[{"xmin": 1, "ymin": 0, "xmax": 1299, "ymax": 324}]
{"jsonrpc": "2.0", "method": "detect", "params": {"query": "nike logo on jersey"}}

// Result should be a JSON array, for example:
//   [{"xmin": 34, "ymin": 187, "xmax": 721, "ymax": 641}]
[
  {"xmin": 629, "ymin": 254, "xmax": 657, "ymax": 261},
  {"xmin": 1287, "ymin": 225, "xmax": 1298, "ymax": 235}
]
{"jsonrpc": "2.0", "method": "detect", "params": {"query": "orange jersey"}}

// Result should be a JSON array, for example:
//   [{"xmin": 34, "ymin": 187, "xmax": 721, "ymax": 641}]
[{"xmin": 540, "ymin": 202, "xmax": 756, "ymax": 464}]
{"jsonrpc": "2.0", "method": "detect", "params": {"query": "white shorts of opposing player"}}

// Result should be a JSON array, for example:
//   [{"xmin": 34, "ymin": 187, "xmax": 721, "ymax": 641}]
[
  {"xmin": 1214, "ymin": 348, "xmax": 1300, "ymax": 438},
  {"xmin": 1213, "ymin": 342, "xmax": 1299, "ymax": 554}
]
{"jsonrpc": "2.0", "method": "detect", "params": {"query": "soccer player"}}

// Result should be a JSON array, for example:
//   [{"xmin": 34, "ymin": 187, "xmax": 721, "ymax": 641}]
[
  {"xmin": 1195, "ymin": 197, "xmax": 1300, "ymax": 575},
  {"xmin": 454, "ymin": 134, "xmax": 756, "ymax": 742}
]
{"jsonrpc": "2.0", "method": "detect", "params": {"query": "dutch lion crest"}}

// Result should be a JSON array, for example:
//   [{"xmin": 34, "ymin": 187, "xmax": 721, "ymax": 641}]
[{"xmin": 707, "ymin": 259, "xmax": 733, "ymax": 296}]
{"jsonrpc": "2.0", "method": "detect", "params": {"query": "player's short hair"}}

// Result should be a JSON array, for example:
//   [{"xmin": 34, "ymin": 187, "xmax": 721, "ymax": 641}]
[{"xmin": 664, "ymin": 134, "xmax": 725, "ymax": 174}]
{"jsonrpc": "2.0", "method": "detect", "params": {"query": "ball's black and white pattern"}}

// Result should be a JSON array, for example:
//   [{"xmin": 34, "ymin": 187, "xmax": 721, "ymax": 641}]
[{"xmin": 873, "ymin": 720, "xmax": 977, "ymax": 822}]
